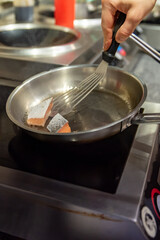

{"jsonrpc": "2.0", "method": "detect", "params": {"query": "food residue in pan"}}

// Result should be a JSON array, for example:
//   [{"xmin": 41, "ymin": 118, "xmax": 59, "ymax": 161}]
[{"xmin": 26, "ymin": 97, "xmax": 71, "ymax": 133}]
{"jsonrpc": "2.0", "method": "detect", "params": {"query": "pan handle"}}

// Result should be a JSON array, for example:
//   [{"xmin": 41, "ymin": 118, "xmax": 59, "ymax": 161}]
[{"xmin": 132, "ymin": 112, "xmax": 160, "ymax": 124}]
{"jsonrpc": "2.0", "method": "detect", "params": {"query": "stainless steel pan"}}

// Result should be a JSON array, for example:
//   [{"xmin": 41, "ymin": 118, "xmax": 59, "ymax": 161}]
[{"xmin": 6, "ymin": 65, "xmax": 160, "ymax": 143}]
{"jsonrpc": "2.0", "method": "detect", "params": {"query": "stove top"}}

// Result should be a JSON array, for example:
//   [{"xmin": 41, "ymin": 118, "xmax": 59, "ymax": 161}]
[
  {"xmin": 0, "ymin": 83, "xmax": 160, "ymax": 240},
  {"xmin": 0, "ymin": 84, "xmax": 137, "ymax": 194}
]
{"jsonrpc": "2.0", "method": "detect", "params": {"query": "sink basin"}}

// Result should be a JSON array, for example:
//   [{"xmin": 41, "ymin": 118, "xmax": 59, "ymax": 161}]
[
  {"xmin": 0, "ymin": 23, "xmax": 80, "ymax": 55},
  {"xmin": 0, "ymin": 19, "xmax": 103, "ymax": 65}
]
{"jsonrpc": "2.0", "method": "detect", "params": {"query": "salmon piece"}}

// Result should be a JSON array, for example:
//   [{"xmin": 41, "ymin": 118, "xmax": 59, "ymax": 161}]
[
  {"xmin": 27, "ymin": 98, "xmax": 53, "ymax": 127},
  {"xmin": 47, "ymin": 113, "xmax": 71, "ymax": 133},
  {"xmin": 57, "ymin": 123, "xmax": 71, "ymax": 133}
]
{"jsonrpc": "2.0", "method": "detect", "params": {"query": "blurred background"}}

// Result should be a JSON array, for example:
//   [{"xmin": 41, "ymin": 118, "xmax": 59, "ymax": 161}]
[{"xmin": 0, "ymin": 0, "xmax": 160, "ymax": 102}]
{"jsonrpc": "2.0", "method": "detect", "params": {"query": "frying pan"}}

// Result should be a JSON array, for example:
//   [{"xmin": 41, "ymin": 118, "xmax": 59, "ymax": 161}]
[{"xmin": 5, "ymin": 65, "xmax": 160, "ymax": 143}]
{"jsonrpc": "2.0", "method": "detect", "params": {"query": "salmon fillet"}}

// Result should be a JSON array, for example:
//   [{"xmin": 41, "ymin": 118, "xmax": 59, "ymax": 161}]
[
  {"xmin": 27, "ymin": 98, "xmax": 53, "ymax": 127},
  {"xmin": 47, "ymin": 113, "xmax": 71, "ymax": 133}
]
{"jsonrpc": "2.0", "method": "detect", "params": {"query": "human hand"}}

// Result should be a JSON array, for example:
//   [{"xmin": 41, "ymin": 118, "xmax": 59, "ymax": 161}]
[{"xmin": 101, "ymin": 0, "xmax": 157, "ymax": 50}]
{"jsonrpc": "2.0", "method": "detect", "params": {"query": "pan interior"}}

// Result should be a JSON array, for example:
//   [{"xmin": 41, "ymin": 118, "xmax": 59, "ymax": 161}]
[
  {"xmin": 23, "ymin": 88, "xmax": 131, "ymax": 133},
  {"xmin": 7, "ymin": 66, "xmax": 145, "ymax": 136},
  {"xmin": 68, "ymin": 90, "xmax": 131, "ymax": 132}
]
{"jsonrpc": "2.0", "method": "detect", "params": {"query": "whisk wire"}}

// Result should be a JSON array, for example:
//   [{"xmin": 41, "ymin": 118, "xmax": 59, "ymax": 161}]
[{"xmin": 51, "ymin": 61, "xmax": 108, "ymax": 116}]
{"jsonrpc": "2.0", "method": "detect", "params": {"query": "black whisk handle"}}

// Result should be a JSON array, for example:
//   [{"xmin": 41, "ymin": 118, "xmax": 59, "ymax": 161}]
[{"xmin": 102, "ymin": 12, "xmax": 126, "ymax": 64}]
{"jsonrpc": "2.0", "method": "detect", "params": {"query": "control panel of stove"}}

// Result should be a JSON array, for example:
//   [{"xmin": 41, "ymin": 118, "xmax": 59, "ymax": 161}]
[
  {"xmin": 141, "ymin": 206, "xmax": 157, "ymax": 238},
  {"xmin": 140, "ymin": 151, "xmax": 160, "ymax": 240},
  {"xmin": 151, "ymin": 188, "xmax": 160, "ymax": 221}
]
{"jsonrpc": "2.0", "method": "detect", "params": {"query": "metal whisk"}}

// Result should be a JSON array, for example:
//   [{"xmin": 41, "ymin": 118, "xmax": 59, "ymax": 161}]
[
  {"xmin": 51, "ymin": 61, "xmax": 108, "ymax": 116},
  {"xmin": 51, "ymin": 12, "xmax": 126, "ymax": 116}
]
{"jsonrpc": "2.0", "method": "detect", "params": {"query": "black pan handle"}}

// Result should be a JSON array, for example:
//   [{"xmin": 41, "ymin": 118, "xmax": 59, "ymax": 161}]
[{"xmin": 102, "ymin": 12, "xmax": 126, "ymax": 64}]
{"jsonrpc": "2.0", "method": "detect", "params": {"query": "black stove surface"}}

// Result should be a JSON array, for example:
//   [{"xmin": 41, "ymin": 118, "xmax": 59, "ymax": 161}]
[{"xmin": 0, "ymin": 85, "xmax": 137, "ymax": 194}]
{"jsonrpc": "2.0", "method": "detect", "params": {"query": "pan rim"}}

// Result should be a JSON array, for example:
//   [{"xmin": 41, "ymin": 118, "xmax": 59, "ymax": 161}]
[{"xmin": 6, "ymin": 64, "xmax": 147, "ymax": 137}]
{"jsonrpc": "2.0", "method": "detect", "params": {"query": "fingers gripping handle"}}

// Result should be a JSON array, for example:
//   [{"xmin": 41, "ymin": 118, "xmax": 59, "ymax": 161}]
[{"xmin": 102, "ymin": 12, "xmax": 126, "ymax": 64}]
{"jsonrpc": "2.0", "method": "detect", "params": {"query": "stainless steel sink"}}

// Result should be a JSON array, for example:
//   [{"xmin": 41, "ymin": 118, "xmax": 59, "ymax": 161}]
[
  {"xmin": 0, "ymin": 23, "xmax": 79, "ymax": 54},
  {"xmin": 0, "ymin": 19, "xmax": 103, "ymax": 65},
  {"xmin": 0, "ymin": 1, "xmax": 103, "ymax": 65}
]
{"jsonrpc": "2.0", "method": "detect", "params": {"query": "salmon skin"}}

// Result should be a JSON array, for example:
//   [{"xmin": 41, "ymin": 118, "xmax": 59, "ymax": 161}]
[
  {"xmin": 27, "ymin": 98, "xmax": 71, "ymax": 133},
  {"xmin": 27, "ymin": 97, "xmax": 53, "ymax": 127},
  {"xmin": 47, "ymin": 113, "xmax": 71, "ymax": 133}
]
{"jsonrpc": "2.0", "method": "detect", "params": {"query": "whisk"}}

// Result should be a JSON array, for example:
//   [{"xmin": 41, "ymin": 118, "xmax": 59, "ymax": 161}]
[{"xmin": 51, "ymin": 12, "xmax": 126, "ymax": 116}]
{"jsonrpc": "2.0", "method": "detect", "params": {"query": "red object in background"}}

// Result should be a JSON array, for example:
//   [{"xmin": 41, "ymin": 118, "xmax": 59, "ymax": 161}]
[{"xmin": 55, "ymin": 0, "xmax": 75, "ymax": 29}]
